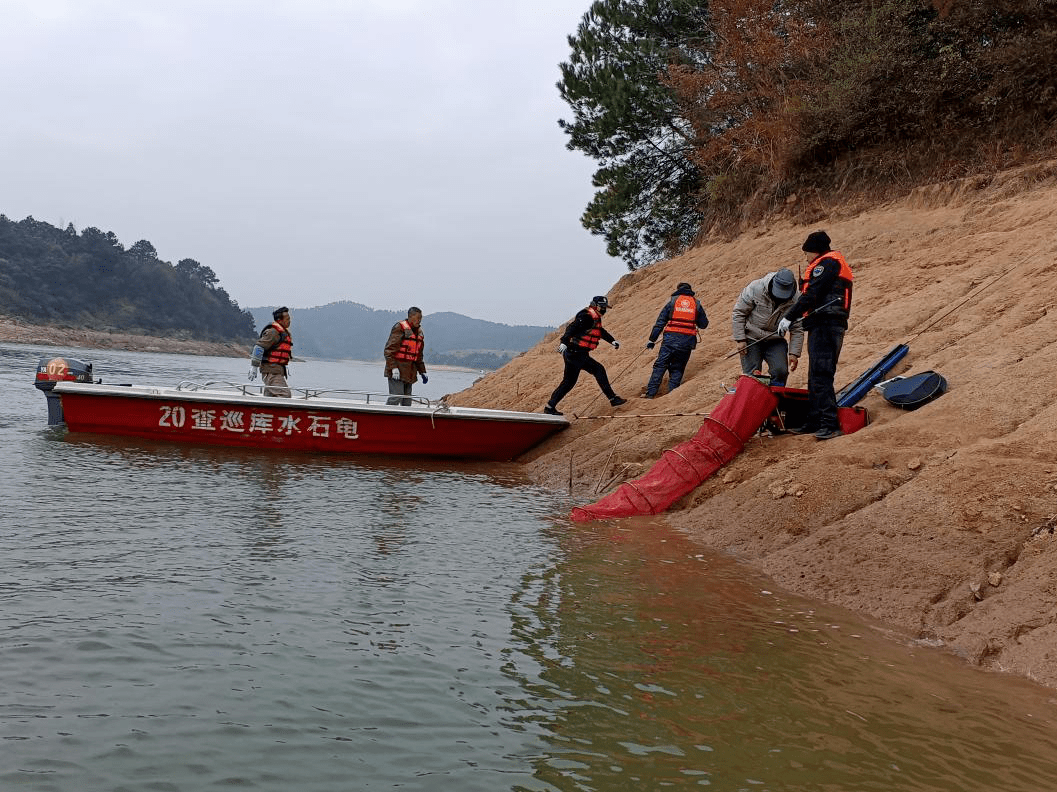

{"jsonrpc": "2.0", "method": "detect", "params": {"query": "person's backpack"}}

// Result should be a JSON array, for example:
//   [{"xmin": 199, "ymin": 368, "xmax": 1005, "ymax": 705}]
[{"xmin": 878, "ymin": 371, "xmax": 947, "ymax": 410}]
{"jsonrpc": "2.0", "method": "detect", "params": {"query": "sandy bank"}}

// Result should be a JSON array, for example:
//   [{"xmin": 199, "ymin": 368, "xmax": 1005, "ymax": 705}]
[
  {"xmin": 450, "ymin": 158, "xmax": 1057, "ymax": 689},
  {"xmin": 0, "ymin": 316, "xmax": 248, "ymax": 358}
]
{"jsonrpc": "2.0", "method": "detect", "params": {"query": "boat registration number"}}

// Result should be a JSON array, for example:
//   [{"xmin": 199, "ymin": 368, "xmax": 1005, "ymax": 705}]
[{"xmin": 159, "ymin": 405, "xmax": 359, "ymax": 439}]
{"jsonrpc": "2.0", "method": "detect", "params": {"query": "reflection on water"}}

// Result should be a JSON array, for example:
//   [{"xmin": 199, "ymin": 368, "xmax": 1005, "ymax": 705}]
[
  {"xmin": 4, "ymin": 342, "xmax": 1057, "ymax": 791},
  {"xmin": 505, "ymin": 519, "xmax": 1057, "ymax": 791}
]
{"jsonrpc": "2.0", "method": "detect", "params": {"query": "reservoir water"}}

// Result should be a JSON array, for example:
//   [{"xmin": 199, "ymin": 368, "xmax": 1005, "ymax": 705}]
[{"xmin": 3, "ymin": 342, "xmax": 1057, "ymax": 791}]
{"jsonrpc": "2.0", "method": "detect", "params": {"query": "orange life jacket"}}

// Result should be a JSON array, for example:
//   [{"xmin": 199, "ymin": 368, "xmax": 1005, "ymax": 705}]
[
  {"xmin": 663, "ymin": 294, "xmax": 698, "ymax": 335},
  {"xmin": 801, "ymin": 250, "xmax": 853, "ymax": 316},
  {"xmin": 261, "ymin": 322, "xmax": 293, "ymax": 366},
  {"xmin": 394, "ymin": 320, "xmax": 424, "ymax": 362},
  {"xmin": 571, "ymin": 307, "xmax": 603, "ymax": 350}
]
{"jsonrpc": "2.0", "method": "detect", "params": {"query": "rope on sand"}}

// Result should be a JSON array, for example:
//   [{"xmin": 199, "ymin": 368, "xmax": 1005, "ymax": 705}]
[{"xmin": 570, "ymin": 411, "xmax": 711, "ymax": 420}]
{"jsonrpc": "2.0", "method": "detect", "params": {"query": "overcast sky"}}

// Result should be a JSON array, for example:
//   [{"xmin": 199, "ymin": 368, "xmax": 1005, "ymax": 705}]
[{"xmin": 0, "ymin": 0, "xmax": 621, "ymax": 326}]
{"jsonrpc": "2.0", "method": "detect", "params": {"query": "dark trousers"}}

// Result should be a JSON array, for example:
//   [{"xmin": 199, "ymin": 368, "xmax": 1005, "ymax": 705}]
[
  {"xmin": 646, "ymin": 337, "xmax": 694, "ymax": 396},
  {"xmin": 739, "ymin": 337, "xmax": 789, "ymax": 386},
  {"xmin": 549, "ymin": 349, "xmax": 616, "ymax": 407},
  {"xmin": 386, "ymin": 377, "xmax": 413, "ymax": 406},
  {"xmin": 806, "ymin": 324, "xmax": 845, "ymax": 431}
]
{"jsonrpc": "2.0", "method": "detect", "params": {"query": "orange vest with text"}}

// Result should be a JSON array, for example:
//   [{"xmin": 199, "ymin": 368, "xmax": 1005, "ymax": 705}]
[{"xmin": 663, "ymin": 295, "xmax": 699, "ymax": 335}]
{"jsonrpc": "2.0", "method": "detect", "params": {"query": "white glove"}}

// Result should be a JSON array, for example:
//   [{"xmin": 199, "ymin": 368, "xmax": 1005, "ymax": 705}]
[
  {"xmin": 247, "ymin": 367, "xmax": 258, "ymax": 381},
  {"xmin": 557, "ymin": 343, "xmax": 568, "ymax": 354},
  {"xmin": 611, "ymin": 340, "xmax": 620, "ymax": 349},
  {"xmin": 777, "ymin": 318, "xmax": 792, "ymax": 337}
]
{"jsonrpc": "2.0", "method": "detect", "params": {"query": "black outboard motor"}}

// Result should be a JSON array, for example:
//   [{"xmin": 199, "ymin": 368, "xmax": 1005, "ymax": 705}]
[{"xmin": 34, "ymin": 357, "xmax": 94, "ymax": 425}]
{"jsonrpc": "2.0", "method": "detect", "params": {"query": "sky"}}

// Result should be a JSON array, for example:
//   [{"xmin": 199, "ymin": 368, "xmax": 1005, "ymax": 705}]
[{"xmin": 0, "ymin": 0, "xmax": 621, "ymax": 326}]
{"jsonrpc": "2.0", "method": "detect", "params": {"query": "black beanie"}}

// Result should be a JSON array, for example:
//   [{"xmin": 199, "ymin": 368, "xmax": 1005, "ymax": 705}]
[{"xmin": 802, "ymin": 230, "xmax": 831, "ymax": 254}]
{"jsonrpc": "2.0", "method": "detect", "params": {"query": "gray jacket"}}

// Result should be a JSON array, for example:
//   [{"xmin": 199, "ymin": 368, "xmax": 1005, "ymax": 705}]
[{"xmin": 731, "ymin": 272, "xmax": 805, "ymax": 357}]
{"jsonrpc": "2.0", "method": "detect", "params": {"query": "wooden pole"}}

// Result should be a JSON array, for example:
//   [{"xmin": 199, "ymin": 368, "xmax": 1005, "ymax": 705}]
[{"xmin": 594, "ymin": 440, "xmax": 619, "ymax": 494}]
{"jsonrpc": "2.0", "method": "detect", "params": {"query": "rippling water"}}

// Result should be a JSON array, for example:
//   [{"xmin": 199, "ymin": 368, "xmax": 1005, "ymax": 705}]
[{"xmin": 4, "ymin": 343, "xmax": 1057, "ymax": 791}]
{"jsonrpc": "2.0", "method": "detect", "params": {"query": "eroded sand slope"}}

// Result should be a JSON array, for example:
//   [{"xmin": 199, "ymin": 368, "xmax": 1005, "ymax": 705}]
[{"xmin": 451, "ymin": 160, "xmax": 1057, "ymax": 688}]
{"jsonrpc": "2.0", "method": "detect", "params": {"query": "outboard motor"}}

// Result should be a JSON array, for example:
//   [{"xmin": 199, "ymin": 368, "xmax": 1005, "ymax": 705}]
[{"xmin": 34, "ymin": 356, "xmax": 94, "ymax": 425}]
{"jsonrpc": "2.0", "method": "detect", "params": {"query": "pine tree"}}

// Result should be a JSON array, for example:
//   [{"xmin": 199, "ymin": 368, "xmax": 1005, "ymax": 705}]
[{"xmin": 558, "ymin": 0, "xmax": 711, "ymax": 270}]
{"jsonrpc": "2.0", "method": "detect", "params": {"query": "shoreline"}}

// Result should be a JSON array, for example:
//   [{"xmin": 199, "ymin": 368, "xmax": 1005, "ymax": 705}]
[
  {"xmin": 1, "ymin": 317, "xmax": 493, "ymax": 374},
  {"xmin": 1, "ymin": 316, "xmax": 248, "ymax": 358}
]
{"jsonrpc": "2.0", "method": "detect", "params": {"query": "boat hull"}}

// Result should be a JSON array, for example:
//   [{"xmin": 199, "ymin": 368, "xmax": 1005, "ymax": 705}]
[{"xmin": 54, "ymin": 383, "xmax": 566, "ymax": 461}]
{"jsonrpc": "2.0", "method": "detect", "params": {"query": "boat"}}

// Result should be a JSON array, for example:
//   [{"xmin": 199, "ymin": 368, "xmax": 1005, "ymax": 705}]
[{"xmin": 34, "ymin": 357, "xmax": 567, "ymax": 461}]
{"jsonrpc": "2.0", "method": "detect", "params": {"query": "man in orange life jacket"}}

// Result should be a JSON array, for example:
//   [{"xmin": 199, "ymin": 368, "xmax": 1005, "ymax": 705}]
[
  {"xmin": 384, "ymin": 306, "xmax": 427, "ymax": 406},
  {"xmin": 544, "ymin": 296, "xmax": 627, "ymax": 415},
  {"xmin": 777, "ymin": 230, "xmax": 853, "ymax": 441},
  {"xmin": 644, "ymin": 282, "xmax": 708, "ymax": 398},
  {"xmin": 259, "ymin": 306, "xmax": 293, "ymax": 398}
]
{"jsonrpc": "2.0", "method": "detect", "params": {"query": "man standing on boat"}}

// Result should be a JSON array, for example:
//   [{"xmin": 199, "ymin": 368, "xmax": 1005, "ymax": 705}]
[
  {"xmin": 259, "ymin": 306, "xmax": 293, "ymax": 398},
  {"xmin": 543, "ymin": 296, "xmax": 627, "ymax": 416},
  {"xmin": 384, "ymin": 307, "xmax": 427, "ymax": 406}
]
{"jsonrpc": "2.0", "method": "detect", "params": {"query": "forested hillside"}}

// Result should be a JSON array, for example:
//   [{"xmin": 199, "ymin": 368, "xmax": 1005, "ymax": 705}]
[
  {"xmin": 561, "ymin": 0, "xmax": 1057, "ymax": 270},
  {"xmin": 0, "ymin": 215, "xmax": 254, "ymax": 341},
  {"xmin": 248, "ymin": 301, "xmax": 554, "ymax": 369}
]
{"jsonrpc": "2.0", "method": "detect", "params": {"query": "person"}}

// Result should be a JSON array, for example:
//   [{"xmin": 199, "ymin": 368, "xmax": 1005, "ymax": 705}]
[
  {"xmin": 384, "ymin": 306, "xmax": 428, "ymax": 406},
  {"xmin": 644, "ymin": 282, "xmax": 709, "ymax": 398},
  {"xmin": 777, "ymin": 231, "xmax": 854, "ymax": 441},
  {"xmin": 731, "ymin": 269, "xmax": 804, "ymax": 386},
  {"xmin": 258, "ymin": 306, "xmax": 293, "ymax": 398},
  {"xmin": 544, "ymin": 296, "xmax": 627, "ymax": 415}
]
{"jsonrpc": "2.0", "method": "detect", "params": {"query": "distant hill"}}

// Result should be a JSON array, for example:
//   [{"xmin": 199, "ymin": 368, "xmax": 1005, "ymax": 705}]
[
  {"xmin": 0, "ymin": 215, "xmax": 254, "ymax": 342},
  {"xmin": 248, "ymin": 301, "xmax": 554, "ymax": 369}
]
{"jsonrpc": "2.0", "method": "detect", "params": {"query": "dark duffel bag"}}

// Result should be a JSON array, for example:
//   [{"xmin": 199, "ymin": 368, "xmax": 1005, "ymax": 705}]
[{"xmin": 880, "ymin": 371, "xmax": 947, "ymax": 410}]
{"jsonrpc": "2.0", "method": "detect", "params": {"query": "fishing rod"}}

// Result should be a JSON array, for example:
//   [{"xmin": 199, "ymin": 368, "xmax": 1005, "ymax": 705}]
[
  {"xmin": 904, "ymin": 265, "xmax": 1016, "ymax": 345},
  {"xmin": 723, "ymin": 297, "xmax": 841, "ymax": 360}
]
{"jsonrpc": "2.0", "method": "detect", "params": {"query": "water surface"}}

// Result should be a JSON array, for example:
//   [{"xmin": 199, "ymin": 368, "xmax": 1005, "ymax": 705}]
[{"xmin": 3, "ymin": 343, "xmax": 1056, "ymax": 791}]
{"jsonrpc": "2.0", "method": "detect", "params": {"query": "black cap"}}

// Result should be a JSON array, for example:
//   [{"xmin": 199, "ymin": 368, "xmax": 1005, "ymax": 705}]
[
  {"xmin": 676, "ymin": 282, "xmax": 693, "ymax": 292},
  {"xmin": 591, "ymin": 295, "xmax": 608, "ymax": 308},
  {"xmin": 272, "ymin": 306, "xmax": 289, "ymax": 321},
  {"xmin": 770, "ymin": 269, "xmax": 796, "ymax": 300},
  {"xmin": 802, "ymin": 231, "xmax": 831, "ymax": 254}
]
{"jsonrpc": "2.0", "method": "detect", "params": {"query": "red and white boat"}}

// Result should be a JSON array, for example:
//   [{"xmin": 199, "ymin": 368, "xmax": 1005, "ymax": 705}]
[{"xmin": 35, "ymin": 358, "xmax": 567, "ymax": 461}]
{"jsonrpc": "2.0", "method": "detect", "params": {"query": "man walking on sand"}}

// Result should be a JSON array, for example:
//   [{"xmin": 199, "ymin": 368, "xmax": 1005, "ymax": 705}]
[
  {"xmin": 544, "ymin": 296, "xmax": 626, "ymax": 415},
  {"xmin": 644, "ymin": 282, "xmax": 708, "ymax": 398},
  {"xmin": 777, "ymin": 231, "xmax": 853, "ymax": 441}
]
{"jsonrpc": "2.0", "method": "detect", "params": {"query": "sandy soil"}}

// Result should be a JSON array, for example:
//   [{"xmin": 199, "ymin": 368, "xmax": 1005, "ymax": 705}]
[
  {"xmin": 0, "ymin": 317, "xmax": 247, "ymax": 358},
  {"xmin": 450, "ymin": 159, "xmax": 1057, "ymax": 689}
]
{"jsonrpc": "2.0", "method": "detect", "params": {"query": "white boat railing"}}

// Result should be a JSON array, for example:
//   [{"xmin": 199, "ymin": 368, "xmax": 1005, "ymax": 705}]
[{"xmin": 173, "ymin": 380, "xmax": 444, "ymax": 410}]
